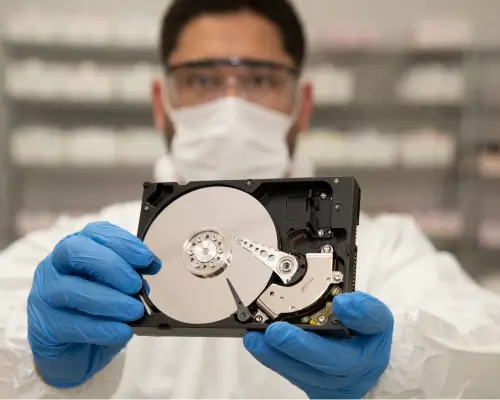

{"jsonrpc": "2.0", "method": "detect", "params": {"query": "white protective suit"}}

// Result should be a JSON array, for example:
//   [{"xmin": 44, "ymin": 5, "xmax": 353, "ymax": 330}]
[{"xmin": 1, "ymin": 154, "xmax": 500, "ymax": 399}]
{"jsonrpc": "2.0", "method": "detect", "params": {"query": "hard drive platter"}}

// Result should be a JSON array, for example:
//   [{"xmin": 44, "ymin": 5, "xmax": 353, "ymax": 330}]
[{"xmin": 130, "ymin": 177, "xmax": 360, "ymax": 338}]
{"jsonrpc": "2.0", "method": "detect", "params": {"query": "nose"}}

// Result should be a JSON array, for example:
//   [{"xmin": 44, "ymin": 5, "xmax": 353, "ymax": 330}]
[
  {"xmin": 224, "ymin": 76, "xmax": 238, "ymax": 97},
  {"xmin": 226, "ymin": 87, "xmax": 238, "ymax": 97}
]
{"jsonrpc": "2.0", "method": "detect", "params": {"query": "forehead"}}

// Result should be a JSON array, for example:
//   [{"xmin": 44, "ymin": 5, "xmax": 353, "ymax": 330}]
[{"xmin": 167, "ymin": 11, "xmax": 294, "ymax": 67}]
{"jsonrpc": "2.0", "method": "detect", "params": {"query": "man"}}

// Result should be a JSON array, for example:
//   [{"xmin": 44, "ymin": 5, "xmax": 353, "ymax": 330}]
[{"xmin": 1, "ymin": 0, "xmax": 500, "ymax": 398}]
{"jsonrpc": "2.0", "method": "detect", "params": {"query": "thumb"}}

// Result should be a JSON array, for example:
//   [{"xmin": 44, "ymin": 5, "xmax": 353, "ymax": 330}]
[{"xmin": 333, "ymin": 291, "xmax": 393, "ymax": 335}]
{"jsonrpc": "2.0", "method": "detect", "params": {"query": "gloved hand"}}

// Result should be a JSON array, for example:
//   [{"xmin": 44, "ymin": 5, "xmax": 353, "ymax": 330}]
[
  {"xmin": 244, "ymin": 291, "xmax": 393, "ymax": 399},
  {"xmin": 27, "ymin": 221, "xmax": 162, "ymax": 389}
]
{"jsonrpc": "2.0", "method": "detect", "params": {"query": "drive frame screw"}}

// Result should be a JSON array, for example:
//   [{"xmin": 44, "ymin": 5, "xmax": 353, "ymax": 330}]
[
  {"xmin": 333, "ymin": 272, "xmax": 344, "ymax": 283},
  {"xmin": 321, "ymin": 244, "xmax": 333, "ymax": 253}
]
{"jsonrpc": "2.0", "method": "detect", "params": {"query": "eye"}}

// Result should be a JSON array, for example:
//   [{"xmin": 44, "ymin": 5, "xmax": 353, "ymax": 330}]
[
  {"xmin": 183, "ymin": 73, "xmax": 221, "ymax": 89},
  {"xmin": 248, "ymin": 74, "xmax": 273, "ymax": 87},
  {"xmin": 189, "ymin": 76, "xmax": 214, "ymax": 87}
]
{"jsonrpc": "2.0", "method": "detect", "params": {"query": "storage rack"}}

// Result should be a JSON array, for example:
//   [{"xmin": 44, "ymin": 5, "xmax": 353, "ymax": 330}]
[
  {"xmin": 0, "ymin": 41, "xmax": 159, "ymax": 251},
  {"xmin": 0, "ymin": 42, "xmax": 12, "ymax": 248},
  {"xmin": 0, "ymin": 37, "xmax": 498, "ymax": 276}
]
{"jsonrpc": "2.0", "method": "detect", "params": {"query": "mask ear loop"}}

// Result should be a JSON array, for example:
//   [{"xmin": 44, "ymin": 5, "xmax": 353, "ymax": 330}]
[
  {"xmin": 280, "ymin": 79, "xmax": 305, "ymax": 178},
  {"xmin": 159, "ymin": 77, "xmax": 179, "ymax": 156},
  {"xmin": 161, "ymin": 78, "xmax": 173, "ymax": 115},
  {"xmin": 288, "ymin": 79, "xmax": 304, "ymax": 126}
]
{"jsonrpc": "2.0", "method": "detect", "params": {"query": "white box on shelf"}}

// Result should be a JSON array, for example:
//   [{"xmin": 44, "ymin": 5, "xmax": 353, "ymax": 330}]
[
  {"xmin": 344, "ymin": 131, "xmax": 399, "ymax": 167},
  {"xmin": 63, "ymin": 63, "xmax": 114, "ymax": 102},
  {"xmin": 115, "ymin": 128, "xmax": 165, "ymax": 166},
  {"xmin": 10, "ymin": 126, "xmax": 65, "ymax": 166},
  {"xmin": 411, "ymin": 18, "xmax": 472, "ymax": 49},
  {"xmin": 311, "ymin": 26, "xmax": 381, "ymax": 51},
  {"xmin": 5, "ymin": 62, "xmax": 30, "ymax": 99},
  {"xmin": 479, "ymin": 221, "xmax": 500, "ymax": 249},
  {"xmin": 304, "ymin": 66, "xmax": 355, "ymax": 105},
  {"xmin": 4, "ymin": 7, "xmax": 60, "ymax": 44},
  {"xmin": 6, "ymin": 60, "xmax": 59, "ymax": 100},
  {"xmin": 301, "ymin": 130, "xmax": 347, "ymax": 168},
  {"xmin": 66, "ymin": 128, "xmax": 117, "ymax": 166},
  {"xmin": 400, "ymin": 130, "xmax": 455, "ymax": 168},
  {"xmin": 115, "ymin": 63, "xmax": 159, "ymax": 103},
  {"xmin": 477, "ymin": 150, "xmax": 500, "ymax": 178},
  {"xmin": 57, "ymin": 7, "xmax": 113, "ymax": 46},
  {"xmin": 112, "ymin": 15, "xmax": 158, "ymax": 48},
  {"xmin": 411, "ymin": 210, "xmax": 464, "ymax": 239},
  {"xmin": 396, "ymin": 65, "xmax": 464, "ymax": 104}
]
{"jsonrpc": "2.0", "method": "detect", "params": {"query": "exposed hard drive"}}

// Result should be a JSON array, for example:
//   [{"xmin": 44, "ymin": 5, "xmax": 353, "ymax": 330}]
[{"xmin": 130, "ymin": 177, "xmax": 360, "ymax": 338}]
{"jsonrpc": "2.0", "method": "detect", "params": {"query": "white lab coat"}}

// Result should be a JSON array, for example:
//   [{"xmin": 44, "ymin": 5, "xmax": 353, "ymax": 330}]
[{"xmin": 1, "ymin": 155, "xmax": 500, "ymax": 398}]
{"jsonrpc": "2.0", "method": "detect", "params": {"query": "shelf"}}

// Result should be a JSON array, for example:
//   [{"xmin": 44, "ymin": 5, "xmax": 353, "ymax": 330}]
[
  {"xmin": 309, "ymin": 45, "xmax": 469, "ymax": 66},
  {"xmin": 7, "ymin": 97, "xmax": 463, "ymax": 110},
  {"xmin": 5, "ymin": 98, "xmax": 466, "ymax": 129},
  {"xmin": 5, "ymin": 38, "xmax": 500, "ymax": 74},
  {"xmin": 3, "ymin": 40, "xmax": 158, "ymax": 64},
  {"xmin": 14, "ymin": 165, "xmax": 154, "ymax": 182},
  {"xmin": 310, "ymin": 45, "xmax": 500, "ymax": 57},
  {"xmin": 6, "ymin": 97, "xmax": 154, "ymax": 126},
  {"xmin": 13, "ymin": 163, "xmax": 452, "ymax": 179},
  {"xmin": 4, "ymin": 39, "xmax": 472, "ymax": 62},
  {"xmin": 312, "ymin": 103, "xmax": 464, "ymax": 131},
  {"xmin": 315, "ymin": 101, "xmax": 464, "ymax": 109},
  {"xmin": 7, "ymin": 97, "xmax": 151, "ymax": 112},
  {"xmin": 315, "ymin": 165, "xmax": 453, "ymax": 175},
  {"xmin": 479, "ymin": 172, "xmax": 500, "ymax": 180}
]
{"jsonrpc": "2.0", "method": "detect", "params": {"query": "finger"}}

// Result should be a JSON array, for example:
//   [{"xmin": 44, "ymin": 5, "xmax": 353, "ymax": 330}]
[
  {"xmin": 43, "ymin": 274, "xmax": 145, "ymax": 322},
  {"xmin": 333, "ymin": 292, "xmax": 394, "ymax": 335},
  {"xmin": 80, "ymin": 221, "xmax": 162, "ymax": 275},
  {"xmin": 142, "ymin": 277, "xmax": 152, "ymax": 296},
  {"xmin": 264, "ymin": 322, "xmax": 364, "ymax": 375},
  {"xmin": 28, "ymin": 301, "xmax": 133, "ymax": 346},
  {"xmin": 52, "ymin": 235, "xmax": 143, "ymax": 295},
  {"xmin": 244, "ymin": 332, "xmax": 346, "ymax": 391},
  {"xmin": 53, "ymin": 314, "xmax": 133, "ymax": 346}
]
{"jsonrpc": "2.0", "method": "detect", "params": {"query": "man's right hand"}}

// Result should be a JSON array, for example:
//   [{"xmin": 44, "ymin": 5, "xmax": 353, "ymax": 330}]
[{"xmin": 27, "ymin": 221, "xmax": 162, "ymax": 389}]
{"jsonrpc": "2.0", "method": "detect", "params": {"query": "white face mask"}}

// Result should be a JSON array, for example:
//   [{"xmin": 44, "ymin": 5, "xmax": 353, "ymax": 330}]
[{"xmin": 168, "ymin": 97, "xmax": 294, "ymax": 182}]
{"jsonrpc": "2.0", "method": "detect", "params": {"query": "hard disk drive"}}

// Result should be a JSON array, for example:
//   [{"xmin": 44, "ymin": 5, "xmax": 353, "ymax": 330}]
[{"xmin": 130, "ymin": 177, "xmax": 361, "ymax": 338}]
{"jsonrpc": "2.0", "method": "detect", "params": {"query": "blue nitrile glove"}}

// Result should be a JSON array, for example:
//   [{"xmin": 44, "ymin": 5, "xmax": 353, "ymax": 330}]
[
  {"xmin": 27, "ymin": 221, "xmax": 162, "ymax": 389},
  {"xmin": 244, "ymin": 292, "xmax": 393, "ymax": 399}
]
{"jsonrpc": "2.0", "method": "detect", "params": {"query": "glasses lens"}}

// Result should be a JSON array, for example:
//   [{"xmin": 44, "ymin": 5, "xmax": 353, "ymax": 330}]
[{"xmin": 166, "ymin": 62, "xmax": 297, "ymax": 112}]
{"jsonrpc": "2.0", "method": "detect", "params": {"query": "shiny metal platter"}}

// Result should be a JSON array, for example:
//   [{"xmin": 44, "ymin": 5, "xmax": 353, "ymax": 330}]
[{"xmin": 143, "ymin": 186, "xmax": 277, "ymax": 324}]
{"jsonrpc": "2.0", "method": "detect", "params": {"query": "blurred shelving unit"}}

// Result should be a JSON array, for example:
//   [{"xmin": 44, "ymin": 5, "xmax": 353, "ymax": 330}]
[
  {"xmin": 0, "ymin": 18, "xmax": 162, "ymax": 243},
  {"xmin": 303, "ymin": 42, "xmax": 500, "ymax": 274},
  {"xmin": 0, "ymin": 6, "xmax": 498, "ymax": 276},
  {"xmin": 0, "ymin": 38, "xmax": 12, "ymax": 249}
]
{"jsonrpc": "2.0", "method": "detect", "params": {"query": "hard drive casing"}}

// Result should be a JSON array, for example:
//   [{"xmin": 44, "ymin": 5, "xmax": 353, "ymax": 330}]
[{"xmin": 130, "ymin": 177, "xmax": 361, "ymax": 338}]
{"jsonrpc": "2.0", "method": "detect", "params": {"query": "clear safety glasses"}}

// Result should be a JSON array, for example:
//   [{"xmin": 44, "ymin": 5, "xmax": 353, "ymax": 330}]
[{"xmin": 164, "ymin": 58, "xmax": 300, "ymax": 112}]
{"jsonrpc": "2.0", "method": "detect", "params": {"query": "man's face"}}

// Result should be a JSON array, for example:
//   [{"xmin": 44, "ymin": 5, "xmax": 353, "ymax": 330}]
[{"xmin": 152, "ymin": 10, "xmax": 313, "ymax": 153}]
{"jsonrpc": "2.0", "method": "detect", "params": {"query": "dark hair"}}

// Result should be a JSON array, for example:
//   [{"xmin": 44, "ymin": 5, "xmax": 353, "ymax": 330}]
[{"xmin": 159, "ymin": 0, "xmax": 306, "ymax": 73}]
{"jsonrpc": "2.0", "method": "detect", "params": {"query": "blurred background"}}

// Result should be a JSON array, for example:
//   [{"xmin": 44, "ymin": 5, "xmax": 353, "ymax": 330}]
[{"xmin": 0, "ymin": 0, "xmax": 499, "ymax": 289}]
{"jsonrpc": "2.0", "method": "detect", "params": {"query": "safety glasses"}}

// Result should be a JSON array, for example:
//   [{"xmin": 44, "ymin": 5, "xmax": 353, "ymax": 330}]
[{"xmin": 164, "ymin": 57, "xmax": 300, "ymax": 112}]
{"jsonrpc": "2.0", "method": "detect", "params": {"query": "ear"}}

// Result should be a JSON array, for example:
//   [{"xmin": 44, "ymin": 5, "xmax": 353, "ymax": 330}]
[
  {"xmin": 152, "ymin": 78, "xmax": 167, "ymax": 131},
  {"xmin": 297, "ymin": 81, "xmax": 314, "ymax": 133}
]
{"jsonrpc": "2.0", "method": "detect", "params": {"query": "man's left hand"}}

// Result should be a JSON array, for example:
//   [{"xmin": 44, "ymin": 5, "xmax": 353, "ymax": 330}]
[{"xmin": 244, "ymin": 292, "xmax": 394, "ymax": 399}]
